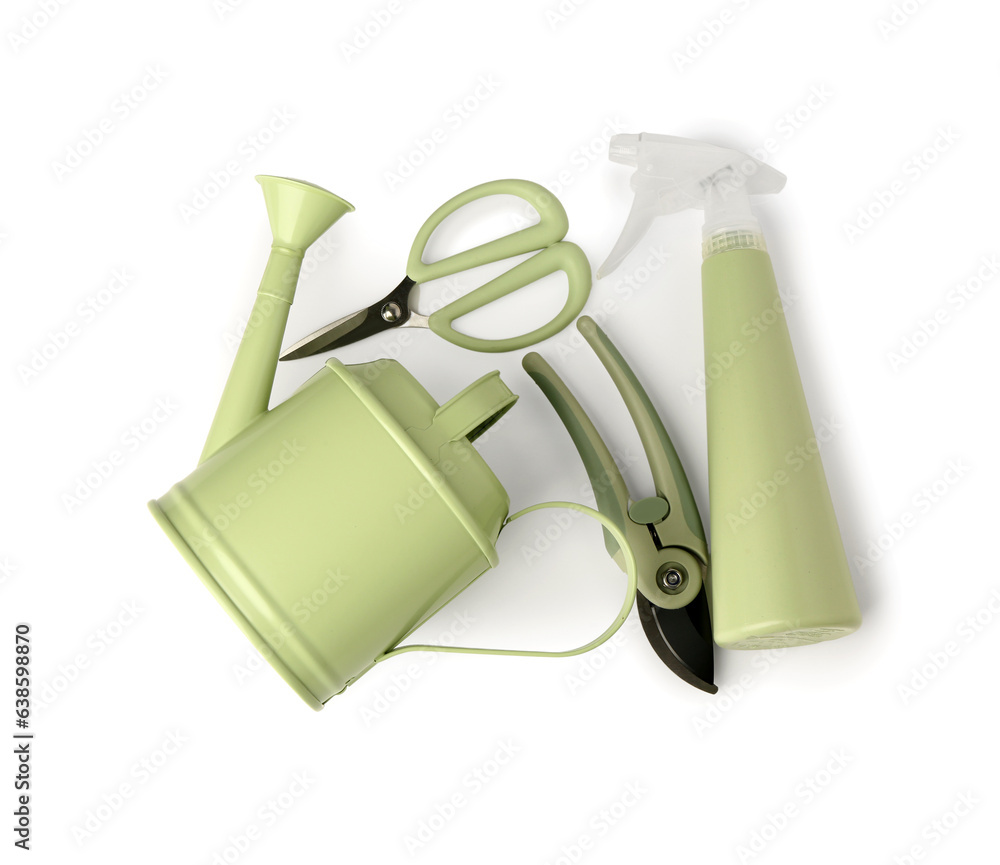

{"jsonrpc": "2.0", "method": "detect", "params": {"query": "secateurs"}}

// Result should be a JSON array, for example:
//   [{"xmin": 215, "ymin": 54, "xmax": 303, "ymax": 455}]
[{"xmin": 523, "ymin": 316, "xmax": 716, "ymax": 693}]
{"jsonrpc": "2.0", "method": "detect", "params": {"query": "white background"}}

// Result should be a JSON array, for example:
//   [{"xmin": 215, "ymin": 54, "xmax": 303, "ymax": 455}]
[{"xmin": 3, "ymin": 0, "xmax": 998, "ymax": 862}]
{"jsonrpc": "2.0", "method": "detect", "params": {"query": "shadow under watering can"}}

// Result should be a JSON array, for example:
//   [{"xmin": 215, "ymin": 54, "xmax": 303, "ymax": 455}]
[{"xmin": 148, "ymin": 176, "xmax": 637, "ymax": 710}]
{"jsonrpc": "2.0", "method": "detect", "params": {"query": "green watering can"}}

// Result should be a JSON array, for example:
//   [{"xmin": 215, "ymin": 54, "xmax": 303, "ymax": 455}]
[{"xmin": 149, "ymin": 176, "xmax": 637, "ymax": 710}]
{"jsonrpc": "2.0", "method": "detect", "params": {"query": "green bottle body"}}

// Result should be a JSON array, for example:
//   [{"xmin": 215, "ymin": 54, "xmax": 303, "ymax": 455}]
[{"xmin": 701, "ymin": 248, "xmax": 861, "ymax": 649}]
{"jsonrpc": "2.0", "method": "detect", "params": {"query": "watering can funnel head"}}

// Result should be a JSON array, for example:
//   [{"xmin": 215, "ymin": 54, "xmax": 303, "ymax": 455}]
[
  {"xmin": 258, "ymin": 175, "xmax": 355, "ymax": 250},
  {"xmin": 198, "ymin": 176, "xmax": 354, "ymax": 463}
]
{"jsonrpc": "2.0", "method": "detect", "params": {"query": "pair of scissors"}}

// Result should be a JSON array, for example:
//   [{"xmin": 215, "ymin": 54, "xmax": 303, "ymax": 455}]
[{"xmin": 279, "ymin": 179, "xmax": 591, "ymax": 359}]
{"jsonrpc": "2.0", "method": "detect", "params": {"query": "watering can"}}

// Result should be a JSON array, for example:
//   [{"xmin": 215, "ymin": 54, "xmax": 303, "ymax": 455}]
[{"xmin": 148, "ymin": 176, "xmax": 637, "ymax": 710}]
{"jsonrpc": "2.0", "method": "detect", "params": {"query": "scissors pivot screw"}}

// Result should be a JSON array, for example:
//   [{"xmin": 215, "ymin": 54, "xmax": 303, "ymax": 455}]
[
  {"xmin": 657, "ymin": 564, "xmax": 688, "ymax": 595},
  {"xmin": 381, "ymin": 302, "xmax": 403, "ymax": 323}
]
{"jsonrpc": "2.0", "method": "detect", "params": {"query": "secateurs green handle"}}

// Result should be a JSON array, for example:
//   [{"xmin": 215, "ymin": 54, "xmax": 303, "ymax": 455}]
[{"xmin": 523, "ymin": 316, "xmax": 716, "ymax": 693}]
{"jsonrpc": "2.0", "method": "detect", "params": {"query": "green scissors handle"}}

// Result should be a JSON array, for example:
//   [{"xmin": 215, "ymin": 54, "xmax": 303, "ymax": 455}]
[{"xmin": 406, "ymin": 179, "xmax": 592, "ymax": 353}]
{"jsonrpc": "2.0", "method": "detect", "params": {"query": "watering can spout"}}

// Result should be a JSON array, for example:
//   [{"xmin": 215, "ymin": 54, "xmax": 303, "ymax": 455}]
[{"xmin": 199, "ymin": 176, "xmax": 354, "ymax": 464}]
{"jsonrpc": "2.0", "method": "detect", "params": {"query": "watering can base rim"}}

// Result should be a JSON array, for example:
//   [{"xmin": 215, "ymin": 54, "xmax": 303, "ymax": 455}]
[{"xmin": 147, "ymin": 498, "xmax": 326, "ymax": 711}]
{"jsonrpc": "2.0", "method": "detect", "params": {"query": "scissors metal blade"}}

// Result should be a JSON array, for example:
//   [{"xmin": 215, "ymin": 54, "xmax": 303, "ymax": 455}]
[
  {"xmin": 280, "ymin": 309, "xmax": 369, "ymax": 360},
  {"xmin": 279, "ymin": 277, "xmax": 416, "ymax": 361}
]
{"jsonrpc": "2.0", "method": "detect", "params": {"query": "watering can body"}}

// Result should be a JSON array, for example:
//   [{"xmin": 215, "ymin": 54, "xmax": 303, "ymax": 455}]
[
  {"xmin": 151, "ymin": 357, "xmax": 515, "ymax": 708},
  {"xmin": 149, "ymin": 175, "xmax": 521, "ymax": 708}
]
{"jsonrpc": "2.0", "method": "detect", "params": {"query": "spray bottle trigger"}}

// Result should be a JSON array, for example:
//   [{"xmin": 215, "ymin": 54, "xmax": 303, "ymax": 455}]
[{"xmin": 597, "ymin": 188, "xmax": 662, "ymax": 279}]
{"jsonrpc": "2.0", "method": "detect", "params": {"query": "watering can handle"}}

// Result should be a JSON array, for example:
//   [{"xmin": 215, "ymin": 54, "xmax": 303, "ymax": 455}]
[{"xmin": 373, "ymin": 502, "xmax": 638, "ymax": 664}]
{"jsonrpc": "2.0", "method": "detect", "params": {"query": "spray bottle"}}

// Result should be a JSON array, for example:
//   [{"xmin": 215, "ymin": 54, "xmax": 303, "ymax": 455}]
[{"xmin": 600, "ymin": 133, "xmax": 861, "ymax": 649}]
